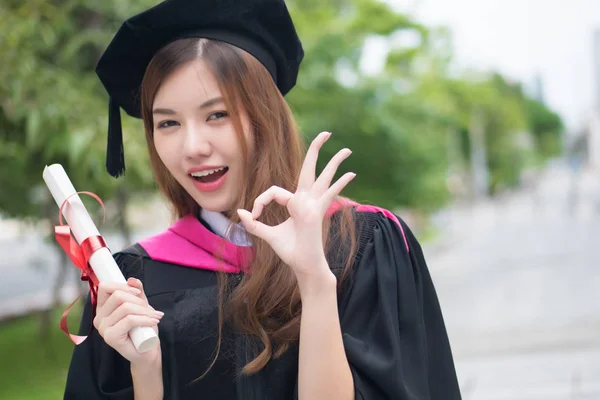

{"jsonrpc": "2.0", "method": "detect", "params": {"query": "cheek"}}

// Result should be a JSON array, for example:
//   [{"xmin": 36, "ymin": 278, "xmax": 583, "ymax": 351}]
[
  {"xmin": 153, "ymin": 135, "xmax": 174, "ymax": 169},
  {"xmin": 240, "ymin": 119, "xmax": 255, "ymax": 159}
]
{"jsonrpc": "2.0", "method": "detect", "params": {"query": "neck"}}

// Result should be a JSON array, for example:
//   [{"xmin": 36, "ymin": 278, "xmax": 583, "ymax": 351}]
[{"xmin": 222, "ymin": 210, "xmax": 233, "ymax": 219}]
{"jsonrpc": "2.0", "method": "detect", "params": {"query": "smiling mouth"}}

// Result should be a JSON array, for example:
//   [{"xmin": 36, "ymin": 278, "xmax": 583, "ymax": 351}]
[{"xmin": 190, "ymin": 167, "xmax": 229, "ymax": 183}]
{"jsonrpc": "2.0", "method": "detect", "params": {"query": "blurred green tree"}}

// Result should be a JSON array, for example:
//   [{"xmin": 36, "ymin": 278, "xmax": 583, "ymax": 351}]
[
  {"xmin": 0, "ymin": 0, "xmax": 566, "ymax": 229},
  {"xmin": 287, "ymin": 0, "xmax": 450, "ymax": 210},
  {"xmin": 525, "ymin": 98, "xmax": 564, "ymax": 160},
  {"xmin": 0, "ymin": 0, "xmax": 157, "ymax": 336}
]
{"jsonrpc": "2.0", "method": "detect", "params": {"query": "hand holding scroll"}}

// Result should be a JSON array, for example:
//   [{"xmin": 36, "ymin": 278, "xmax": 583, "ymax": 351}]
[{"xmin": 94, "ymin": 278, "xmax": 163, "ymax": 365}]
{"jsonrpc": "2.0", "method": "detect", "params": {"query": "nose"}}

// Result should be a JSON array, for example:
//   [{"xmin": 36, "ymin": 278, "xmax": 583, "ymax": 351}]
[{"xmin": 182, "ymin": 123, "xmax": 212, "ymax": 159}]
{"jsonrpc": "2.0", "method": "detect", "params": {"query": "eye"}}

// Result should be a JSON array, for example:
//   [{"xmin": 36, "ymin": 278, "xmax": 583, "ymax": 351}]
[
  {"xmin": 157, "ymin": 120, "xmax": 179, "ymax": 129},
  {"xmin": 207, "ymin": 111, "xmax": 229, "ymax": 121}
]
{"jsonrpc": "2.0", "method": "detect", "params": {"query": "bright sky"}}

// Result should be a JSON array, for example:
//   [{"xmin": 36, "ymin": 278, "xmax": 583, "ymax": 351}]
[{"xmin": 382, "ymin": 0, "xmax": 600, "ymax": 132}]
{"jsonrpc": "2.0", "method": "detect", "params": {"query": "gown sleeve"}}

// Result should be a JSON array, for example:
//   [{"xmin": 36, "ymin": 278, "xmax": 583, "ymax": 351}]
[
  {"xmin": 63, "ymin": 252, "xmax": 138, "ymax": 400},
  {"xmin": 338, "ymin": 212, "xmax": 462, "ymax": 400}
]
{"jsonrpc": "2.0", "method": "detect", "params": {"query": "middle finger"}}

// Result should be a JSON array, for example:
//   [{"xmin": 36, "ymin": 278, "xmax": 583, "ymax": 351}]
[{"xmin": 312, "ymin": 148, "xmax": 352, "ymax": 196}]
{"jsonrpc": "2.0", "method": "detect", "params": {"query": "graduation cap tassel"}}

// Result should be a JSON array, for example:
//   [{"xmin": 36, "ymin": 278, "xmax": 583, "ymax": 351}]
[{"xmin": 106, "ymin": 97, "xmax": 125, "ymax": 178}]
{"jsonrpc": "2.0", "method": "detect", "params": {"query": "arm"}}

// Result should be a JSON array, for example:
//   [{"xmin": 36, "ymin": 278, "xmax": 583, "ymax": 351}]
[
  {"xmin": 236, "ymin": 132, "xmax": 357, "ymax": 399},
  {"xmin": 64, "ymin": 253, "xmax": 166, "ymax": 400},
  {"xmin": 131, "ymin": 356, "xmax": 164, "ymax": 400},
  {"xmin": 297, "ymin": 270, "xmax": 354, "ymax": 400}
]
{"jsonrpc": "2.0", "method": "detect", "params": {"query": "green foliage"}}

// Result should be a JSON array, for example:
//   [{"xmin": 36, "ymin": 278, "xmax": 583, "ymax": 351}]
[
  {"xmin": 288, "ymin": 0, "xmax": 448, "ymax": 210},
  {"xmin": 0, "ymin": 0, "xmax": 567, "ymax": 221},
  {"xmin": 0, "ymin": 0, "xmax": 157, "ymax": 221},
  {"xmin": 525, "ymin": 98, "xmax": 564, "ymax": 158}
]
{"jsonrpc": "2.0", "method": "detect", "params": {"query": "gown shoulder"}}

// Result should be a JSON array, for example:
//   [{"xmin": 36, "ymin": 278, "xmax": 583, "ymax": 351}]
[{"xmin": 331, "ymin": 205, "xmax": 462, "ymax": 400}]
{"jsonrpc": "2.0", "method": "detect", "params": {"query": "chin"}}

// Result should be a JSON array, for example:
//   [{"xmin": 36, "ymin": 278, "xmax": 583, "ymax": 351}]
[
  {"xmin": 194, "ymin": 196, "xmax": 235, "ymax": 214},
  {"xmin": 200, "ymin": 204, "xmax": 229, "ymax": 213}
]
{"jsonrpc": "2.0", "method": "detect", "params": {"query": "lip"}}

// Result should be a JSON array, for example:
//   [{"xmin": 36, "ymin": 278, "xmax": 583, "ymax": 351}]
[{"xmin": 190, "ymin": 168, "xmax": 228, "ymax": 192}]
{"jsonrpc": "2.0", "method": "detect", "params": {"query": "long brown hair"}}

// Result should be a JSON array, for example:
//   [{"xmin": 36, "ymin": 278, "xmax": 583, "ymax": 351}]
[{"xmin": 140, "ymin": 38, "xmax": 357, "ymax": 375}]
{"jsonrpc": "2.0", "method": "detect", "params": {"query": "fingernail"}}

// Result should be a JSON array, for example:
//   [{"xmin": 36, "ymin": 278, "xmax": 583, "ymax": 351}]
[
  {"xmin": 131, "ymin": 288, "xmax": 142, "ymax": 295},
  {"xmin": 154, "ymin": 311, "xmax": 165, "ymax": 317}
]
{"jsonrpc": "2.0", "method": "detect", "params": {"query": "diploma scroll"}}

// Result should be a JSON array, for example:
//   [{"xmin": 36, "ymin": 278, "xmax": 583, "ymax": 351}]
[{"xmin": 43, "ymin": 164, "xmax": 159, "ymax": 353}]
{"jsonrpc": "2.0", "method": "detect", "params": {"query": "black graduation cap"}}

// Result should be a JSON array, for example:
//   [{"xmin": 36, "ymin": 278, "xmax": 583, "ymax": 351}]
[{"xmin": 95, "ymin": 0, "xmax": 304, "ymax": 178}]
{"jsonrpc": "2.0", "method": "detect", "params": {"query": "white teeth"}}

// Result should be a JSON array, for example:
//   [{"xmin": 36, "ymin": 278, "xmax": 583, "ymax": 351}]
[{"xmin": 191, "ymin": 167, "xmax": 226, "ymax": 177}]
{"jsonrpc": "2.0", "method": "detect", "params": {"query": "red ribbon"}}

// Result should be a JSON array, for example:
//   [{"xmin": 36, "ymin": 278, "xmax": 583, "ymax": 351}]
[{"xmin": 55, "ymin": 191, "xmax": 108, "ymax": 345}]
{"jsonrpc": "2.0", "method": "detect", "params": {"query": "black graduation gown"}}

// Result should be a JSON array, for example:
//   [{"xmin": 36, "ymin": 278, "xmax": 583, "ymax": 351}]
[{"xmin": 63, "ymin": 207, "xmax": 461, "ymax": 399}]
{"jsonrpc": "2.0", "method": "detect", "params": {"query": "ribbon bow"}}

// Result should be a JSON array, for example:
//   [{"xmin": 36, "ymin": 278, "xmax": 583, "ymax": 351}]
[{"xmin": 55, "ymin": 191, "xmax": 108, "ymax": 345}]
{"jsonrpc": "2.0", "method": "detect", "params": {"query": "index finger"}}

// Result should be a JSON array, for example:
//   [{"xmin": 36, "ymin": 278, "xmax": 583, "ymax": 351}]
[
  {"xmin": 97, "ymin": 281, "xmax": 142, "ymax": 309},
  {"xmin": 297, "ymin": 131, "xmax": 331, "ymax": 191}
]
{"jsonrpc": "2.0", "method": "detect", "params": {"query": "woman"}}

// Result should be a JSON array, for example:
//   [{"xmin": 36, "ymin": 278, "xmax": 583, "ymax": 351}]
[{"xmin": 63, "ymin": 0, "xmax": 461, "ymax": 399}]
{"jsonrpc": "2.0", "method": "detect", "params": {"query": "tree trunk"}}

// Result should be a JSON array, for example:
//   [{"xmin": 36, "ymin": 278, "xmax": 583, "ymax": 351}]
[
  {"xmin": 469, "ymin": 109, "xmax": 489, "ymax": 200},
  {"xmin": 52, "ymin": 250, "xmax": 68, "ymax": 310},
  {"xmin": 39, "ymin": 191, "xmax": 81, "ymax": 359},
  {"xmin": 39, "ymin": 196, "xmax": 51, "ymax": 340}
]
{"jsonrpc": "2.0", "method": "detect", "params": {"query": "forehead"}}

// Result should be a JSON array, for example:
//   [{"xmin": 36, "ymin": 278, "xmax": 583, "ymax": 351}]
[{"xmin": 154, "ymin": 59, "xmax": 221, "ymax": 104}]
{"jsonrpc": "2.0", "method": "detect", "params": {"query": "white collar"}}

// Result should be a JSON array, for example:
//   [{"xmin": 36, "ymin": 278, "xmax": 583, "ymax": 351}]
[{"xmin": 200, "ymin": 208, "xmax": 252, "ymax": 247}]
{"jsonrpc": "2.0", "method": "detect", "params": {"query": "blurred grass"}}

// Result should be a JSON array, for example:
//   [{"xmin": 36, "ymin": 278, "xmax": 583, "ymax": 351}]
[{"xmin": 0, "ymin": 307, "xmax": 81, "ymax": 400}]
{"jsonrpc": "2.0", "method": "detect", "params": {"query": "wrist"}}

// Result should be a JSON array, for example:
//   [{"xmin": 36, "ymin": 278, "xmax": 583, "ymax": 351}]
[
  {"xmin": 296, "ymin": 263, "xmax": 337, "ymax": 300},
  {"xmin": 130, "ymin": 352, "xmax": 162, "ymax": 376},
  {"xmin": 131, "ymin": 353, "xmax": 163, "ymax": 400}
]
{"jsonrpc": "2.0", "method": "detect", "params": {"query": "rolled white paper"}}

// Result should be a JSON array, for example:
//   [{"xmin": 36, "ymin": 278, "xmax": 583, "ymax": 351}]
[{"xmin": 43, "ymin": 164, "xmax": 159, "ymax": 353}]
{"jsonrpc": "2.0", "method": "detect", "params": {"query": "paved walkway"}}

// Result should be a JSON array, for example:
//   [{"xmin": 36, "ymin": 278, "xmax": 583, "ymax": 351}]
[{"xmin": 425, "ymin": 161, "xmax": 600, "ymax": 399}]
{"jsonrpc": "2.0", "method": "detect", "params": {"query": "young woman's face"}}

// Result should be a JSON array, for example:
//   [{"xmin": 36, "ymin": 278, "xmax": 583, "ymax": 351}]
[{"xmin": 152, "ymin": 59, "xmax": 253, "ymax": 213}]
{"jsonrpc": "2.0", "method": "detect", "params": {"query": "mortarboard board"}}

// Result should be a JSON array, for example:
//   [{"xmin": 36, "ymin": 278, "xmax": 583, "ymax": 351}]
[{"xmin": 95, "ymin": 0, "xmax": 304, "ymax": 178}]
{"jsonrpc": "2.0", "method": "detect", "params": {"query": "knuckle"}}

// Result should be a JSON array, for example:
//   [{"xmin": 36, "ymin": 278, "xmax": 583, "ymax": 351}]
[
  {"xmin": 117, "ymin": 302, "xmax": 134, "ymax": 315},
  {"xmin": 112, "ymin": 290, "xmax": 123, "ymax": 301},
  {"xmin": 103, "ymin": 329, "xmax": 116, "ymax": 345},
  {"xmin": 113, "ymin": 290, "xmax": 128, "ymax": 303},
  {"xmin": 93, "ymin": 315, "xmax": 100, "ymax": 330},
  {"xmin": 97, "ymin": 282, "xmax": 108, "ymax": 294},
  {"xmin": 95, "ymin": 320, "xmax": 106, "ymax": 337}
]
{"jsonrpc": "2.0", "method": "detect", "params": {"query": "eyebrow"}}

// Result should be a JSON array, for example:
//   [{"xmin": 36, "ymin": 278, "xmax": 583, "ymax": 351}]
[{"xmin": 152, "ymin": 97, "xmax": 224, "ymax": 115}]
